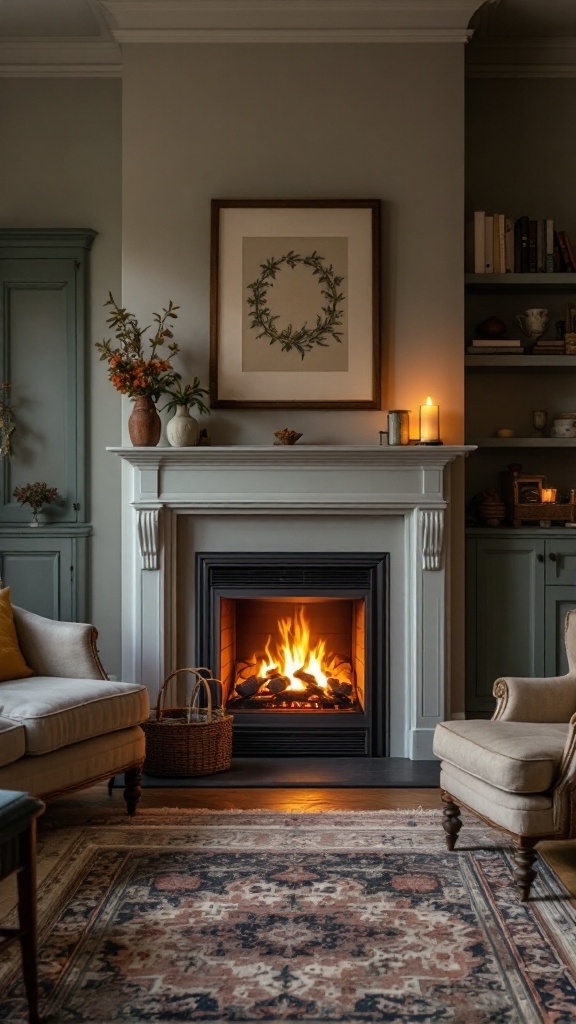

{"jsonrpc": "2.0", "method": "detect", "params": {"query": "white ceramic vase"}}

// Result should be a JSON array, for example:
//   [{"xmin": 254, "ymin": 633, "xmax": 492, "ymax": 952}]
[{"xmin": 166, "ymin": 405, "xmax": 200, "ymax": 447}]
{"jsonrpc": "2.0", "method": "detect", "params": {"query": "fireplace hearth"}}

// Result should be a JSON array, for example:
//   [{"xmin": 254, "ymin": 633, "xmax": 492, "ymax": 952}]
[{"xmin": 196, "ymin": 553, "xmax": 388, "ymax": 757}]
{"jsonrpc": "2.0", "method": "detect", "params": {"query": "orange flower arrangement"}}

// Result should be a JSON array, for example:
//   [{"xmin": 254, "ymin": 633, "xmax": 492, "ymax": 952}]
[{"xmin": 95, "ymin": 293, "xmax": 182, "ymax": 401}]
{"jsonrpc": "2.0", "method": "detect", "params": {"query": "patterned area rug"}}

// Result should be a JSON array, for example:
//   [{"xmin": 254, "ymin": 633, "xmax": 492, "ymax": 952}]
[{"xmin": 1, "ymin": 808, "xmax": 576, "ymax": 1023}]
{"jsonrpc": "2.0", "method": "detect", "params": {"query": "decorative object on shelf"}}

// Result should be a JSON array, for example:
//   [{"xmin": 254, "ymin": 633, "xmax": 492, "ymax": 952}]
[
  {"xmin": 532, "ymin": 410, "xmax": 548, "ymax": 437},
  {"xmin": 161, "ymin": 377, "xmax": 210, "ymax": 448},
  {"xmin": 274, "ymin": 428, "xmax": 303, "ymax": 446},
  {"xmin": 381, "ymin": 409, "xmax": 410, "ymax": 446},
  {"xmin": 0, "ymin": 382, "xmax": 15, "ymax": 459},
  {"xmin": 419, "ymin": 397, "xmax": 441, "ymax": 444},
  {"xmin": 95, "ymin": 292, "xmax": 182, "ymax": 447},
  {"xmin": 477, "ymin": 490, "xmax": 506, "ymax": 528},
  {"xmin": 496, "ymin": 428, "xmax": 514, "ymax": 438},
  {"xmin": 210, "ymin": 199, "xmax": 381, "ymax": 409},
  {"xmin": 551, "ymin": 417, "xmax": 576, "ymax": 438},
  {"xmin": 504, "ymin": 466, "xmax": 576, "ymax": 527},
  {"xmin": 476, "ymin": 316, "xmax": 507, "ymax": 339},
  {"xmin": 128, "ymin": 395, "xmax": 162, "ymax": 447},
  {"xmin": 12, "ymin": 481, "xmax": 60, "ymax": 527},
  {"xmin": 515, "ymin": 308, "xmax": 549, "ymax": 344}
]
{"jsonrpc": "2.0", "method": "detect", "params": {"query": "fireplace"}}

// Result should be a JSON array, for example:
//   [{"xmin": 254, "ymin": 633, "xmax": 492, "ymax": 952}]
[
  {"xmin": 196, "ymin": 553, "xmax": 388, "ymax": 756},
  {"xmin": 111, "ymin": 444, "xmax": 473, "ymax": 760}
]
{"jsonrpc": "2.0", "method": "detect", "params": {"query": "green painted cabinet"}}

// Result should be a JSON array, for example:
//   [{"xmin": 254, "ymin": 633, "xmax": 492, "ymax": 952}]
[
  {"xmin": 0, "ymin": 229, "xmax": 96, "ymax": 619},
  {"xmin": 466, "ymin": 529, "xmax": 576, "ymax": 715}
]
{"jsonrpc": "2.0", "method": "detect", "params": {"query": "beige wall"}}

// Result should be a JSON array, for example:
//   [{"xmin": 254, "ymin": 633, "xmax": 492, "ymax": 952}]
[
  {"xmin": 121, "ymin": 43, "xmax": 465, "ymax": 444},
  {"xmin": 0, "ymin": 78, "xmax": 123, "ymax": 675}
]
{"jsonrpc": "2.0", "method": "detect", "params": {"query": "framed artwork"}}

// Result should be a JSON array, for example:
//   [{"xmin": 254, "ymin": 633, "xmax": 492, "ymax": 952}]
[
  {"xmin": 210, "ymin": 199, "xmax": 381, "ymax": 408},
  {"xmin": 513, "ymin": 475, "xmax": 546, "ymax": 504}
]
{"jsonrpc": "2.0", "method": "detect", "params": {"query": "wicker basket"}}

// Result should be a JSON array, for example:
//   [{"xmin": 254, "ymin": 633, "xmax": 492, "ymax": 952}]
[{"xmin": 143, "ymin": 668, "xmax": 233, "ymax": 777}]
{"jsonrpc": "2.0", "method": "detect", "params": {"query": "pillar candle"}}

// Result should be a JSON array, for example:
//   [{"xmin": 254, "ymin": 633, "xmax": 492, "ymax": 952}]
[{"xmin": 419, "ymin": 397, "xmax": 440, "ymax": 443}]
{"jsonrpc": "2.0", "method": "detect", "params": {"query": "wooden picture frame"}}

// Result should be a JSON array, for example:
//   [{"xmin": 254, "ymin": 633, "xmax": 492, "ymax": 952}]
[
  {"xmin": 210, "ymin": 199, "xmax": 381, "ymax": 408},
  {"xmin": 513, "ymin": 475, "xmax": 546, "ymax": 504}
]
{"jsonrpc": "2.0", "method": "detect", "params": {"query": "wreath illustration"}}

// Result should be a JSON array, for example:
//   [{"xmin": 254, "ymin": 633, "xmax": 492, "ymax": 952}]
[{"xmin": 246, "ymin": 250, "xmax": 345, "ymax": 359}]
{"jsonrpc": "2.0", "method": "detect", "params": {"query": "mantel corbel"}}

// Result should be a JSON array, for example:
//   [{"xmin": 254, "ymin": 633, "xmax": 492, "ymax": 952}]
[
  {"xmin": 135, "ymin": 505, "xmax": 162, "ymax": 570},
  {"xmin": 421, "ymin": 508, "xmax": 444, "ymax": 571}
]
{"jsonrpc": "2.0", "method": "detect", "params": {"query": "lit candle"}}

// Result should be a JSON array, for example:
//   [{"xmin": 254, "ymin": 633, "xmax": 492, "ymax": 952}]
[
  {"xmin": 419, "ymin": 396, "xmax": 440, "ymax": 443},
  {"xmin": 541, "ymin": 488, "xmax": 557, "ymax": 503}
]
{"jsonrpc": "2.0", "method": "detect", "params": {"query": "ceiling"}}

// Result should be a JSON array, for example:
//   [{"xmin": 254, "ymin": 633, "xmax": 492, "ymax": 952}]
[{"xmin": 0, "ymin": 1, "xmax": 574, "ymax": 76}]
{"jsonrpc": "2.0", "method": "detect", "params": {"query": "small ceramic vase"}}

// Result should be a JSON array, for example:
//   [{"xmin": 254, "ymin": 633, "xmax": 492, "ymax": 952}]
[{"xmin": 166, "ymin": 406, "xmax": 200, "ymax": 447}]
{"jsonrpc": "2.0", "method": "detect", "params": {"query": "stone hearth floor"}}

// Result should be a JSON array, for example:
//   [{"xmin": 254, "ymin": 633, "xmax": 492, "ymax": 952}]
[{"xmin": 132, "ymin": 757, "xmax": 441, "ymax": 788}]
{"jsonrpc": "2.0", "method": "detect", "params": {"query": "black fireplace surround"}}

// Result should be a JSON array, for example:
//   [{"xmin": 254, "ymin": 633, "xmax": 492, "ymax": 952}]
[{"xmin": 195, "ymin": 553, "xmax": 389, "ymax": 757}]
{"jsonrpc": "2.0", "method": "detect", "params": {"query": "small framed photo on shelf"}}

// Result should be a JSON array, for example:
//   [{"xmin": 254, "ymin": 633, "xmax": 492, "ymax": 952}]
[
  {"xmin": 513, "ymin": 475, "xmax": 546, "ymax": 505},
  {"xmin": 209, "ymin": 199, "xmax": 381, "ymax": 408}
]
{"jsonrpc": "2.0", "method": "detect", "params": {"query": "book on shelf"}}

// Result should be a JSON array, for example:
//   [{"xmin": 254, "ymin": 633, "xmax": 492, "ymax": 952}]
[
  {"xmin": 561, "ymin": 231, "xmax": 576, "ymax": 272},
  {"xmin": 466, "ymin": 345, "xmax": 526, "ymax": 355},
  {"xmin": 515, "ymin": 215, "xmax": 529, "ymax": 272},
  {"xmin": 546, "ymin": 218, "xmax": 554, "ymax": 272},
  {"xmin": 470, "ymin": 338, "xmax": 522, "ymax": 348},
  {"xmin": 472, "ymin": 210, "xmax": 485, "ymax": 273},
  {"xmin": 484, "ymin": 214, "xmax": 493, "ymax": 273},
  {"xmin": 492, "ymin": 213, "xmax": 505, "ymax": 274},
  {"xmin": 555, "ymin": 230, "xmax": 576, "ymax": 272},
  {"xmin": 505, "ymin": 217, "xmax": 514, "ymax": 273}
]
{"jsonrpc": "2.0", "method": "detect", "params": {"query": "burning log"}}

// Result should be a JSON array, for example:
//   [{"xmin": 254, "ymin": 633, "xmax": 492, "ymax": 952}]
[
  {"xmin": 235, "ymin": 675, "xmax": 265, "ymax": 698},
  {"xmin": 267, "ymin": 675, "xmax": 290, "ymax": 694},
  {"xmin": 327, "ymin": 677, "xmax": 353, "ymax": 698}
]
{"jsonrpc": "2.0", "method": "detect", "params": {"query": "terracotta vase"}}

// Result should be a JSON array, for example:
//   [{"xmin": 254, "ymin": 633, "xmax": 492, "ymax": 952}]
[{"xmin": 128, "ymin": 395, "xmax": 161, "ymax": 447}]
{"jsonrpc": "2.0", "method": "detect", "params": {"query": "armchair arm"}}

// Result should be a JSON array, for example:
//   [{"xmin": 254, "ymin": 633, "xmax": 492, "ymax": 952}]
[
  {"xmin": 12, "ymin": 605, "xmax": 107, "ymax": 679},
  {"xmin": 552, "ymin": 719, "xmax": 576, "ymax": 835},
  {"xmin": 492, "ymin": 674, "xmax": 576, "ymax": 723}
]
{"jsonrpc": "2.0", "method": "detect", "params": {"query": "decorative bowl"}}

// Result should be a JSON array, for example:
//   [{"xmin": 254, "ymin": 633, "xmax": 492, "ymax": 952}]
[{"xmin": 274, "ymin": 429, "xmax": 303, "ymax": 446}]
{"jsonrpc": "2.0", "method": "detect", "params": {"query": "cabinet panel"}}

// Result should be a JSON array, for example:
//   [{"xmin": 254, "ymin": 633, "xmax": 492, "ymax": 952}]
[
  {"xmin": 466, "ymin": 537, "xmax": 545, "ymax": 714},
  {"xmin": 545, "ymin": 587, "xmax": 576, "ymax": 677},
  {"xmin": 1, "ymin": 539, "xmax": 70, "ymax": 620}
]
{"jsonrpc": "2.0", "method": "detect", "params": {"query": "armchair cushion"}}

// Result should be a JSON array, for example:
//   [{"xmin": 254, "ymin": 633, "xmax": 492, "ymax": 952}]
[
  {"xmin": 0, "ymin": 677, "xmax": 149, "ymax": 755},
  {"xmin": 433, "ymin": 719, "xmax": 569, "ymax": 794},
  {"xmin": 0, "ymin": 716, "xmax": 26, "ymax": 767},
  {"xmin": 0, "ymin": 587, "xmax": 34, "ymax": 682}
]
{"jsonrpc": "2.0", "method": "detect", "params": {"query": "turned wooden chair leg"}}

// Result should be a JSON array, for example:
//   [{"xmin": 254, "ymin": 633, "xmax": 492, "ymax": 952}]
[
  {"xmin": 441, "ymin": 796, "xmax": 463, "ymax": 851},
  {"xmin": 512, "ymin": 841, "xmax": 538, "ymax": 902},
  {"xmin": 107, "ymin": 776, "xmax": 115, "ymax": 797},
  {"xmin": 123, "ymin": 764, "xmax": 143, "ymax": 815}
]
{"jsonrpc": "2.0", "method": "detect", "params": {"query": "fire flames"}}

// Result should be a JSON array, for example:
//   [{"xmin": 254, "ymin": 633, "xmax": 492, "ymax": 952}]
[
  {"xmin": 256, "ymin": 606, "xmax": 344, "ymax": 690},
  {"xmin": 230, "ymin": 605, "xmax": 357, "ymax": 710}
]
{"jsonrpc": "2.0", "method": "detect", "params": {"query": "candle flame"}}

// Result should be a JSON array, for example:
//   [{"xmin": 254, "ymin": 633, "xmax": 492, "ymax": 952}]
[{"xmin": 426, "ymin": 396, "xmax": 434, "ymax": 405}]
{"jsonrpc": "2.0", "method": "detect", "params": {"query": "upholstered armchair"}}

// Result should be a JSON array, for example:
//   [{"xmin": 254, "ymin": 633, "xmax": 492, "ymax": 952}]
[{"xmin": 434, "ymin": 609, "xmax": 576, "ymax": 901}]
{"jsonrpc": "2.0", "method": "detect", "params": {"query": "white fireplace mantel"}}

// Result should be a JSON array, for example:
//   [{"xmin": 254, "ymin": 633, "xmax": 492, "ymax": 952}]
[{"xmin": 111, "ymin": 444, "xmax": 474, "ymax": 759}]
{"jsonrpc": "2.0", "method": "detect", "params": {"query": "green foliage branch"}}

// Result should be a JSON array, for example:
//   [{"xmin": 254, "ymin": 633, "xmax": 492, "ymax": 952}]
[{"xmin": 246, "ymin": 251, "xmax": 345, "ymax": 360}]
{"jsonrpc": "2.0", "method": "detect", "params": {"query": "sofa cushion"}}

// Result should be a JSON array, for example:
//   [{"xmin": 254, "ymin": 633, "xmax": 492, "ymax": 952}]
[
  {"xmin": 0, "ymin": 677, "xmax": 149, "ymax": 755},
  {"xmin": 0, "ymin": 715, "xmax": 26, "ymax": 767},
  {"xmin": 433, "ymin": 719, "xmax": 569, "ymax": 794},
  {"xmin": 0, "ymin": 587, "xmax": 34, "ymax": 682}
]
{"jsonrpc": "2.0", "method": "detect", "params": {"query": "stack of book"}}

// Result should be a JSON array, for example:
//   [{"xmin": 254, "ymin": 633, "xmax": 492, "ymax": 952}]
[
  {"xmin": 467, "ymin": 211, "xmax": 576, "ymax": 274},
  {"xmin": 532, "ymin": 338, "xmax": 566, "ymax": 355},
  {"xmin": 466, "ymin": 339, "xmax": 524, "ymax": 355}
]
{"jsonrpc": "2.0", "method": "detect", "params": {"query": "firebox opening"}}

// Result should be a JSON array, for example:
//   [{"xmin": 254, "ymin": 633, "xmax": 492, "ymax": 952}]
[{"xmin": 220, "ymin": 597, "xmax": 365, "ymax": 714}]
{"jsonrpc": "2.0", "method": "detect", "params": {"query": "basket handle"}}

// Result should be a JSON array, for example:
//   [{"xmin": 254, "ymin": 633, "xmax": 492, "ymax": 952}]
[{"xmin": 155, "ymin": 667, "xmax": 221, "ymax": 722}]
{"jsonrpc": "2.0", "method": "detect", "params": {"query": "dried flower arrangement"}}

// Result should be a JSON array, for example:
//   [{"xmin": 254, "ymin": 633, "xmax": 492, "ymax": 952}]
[
  {"xmin": 95, "ymin": 293, "xmax": 182, "ymax": 401},
  {"xmin": 0, "ymin": 382, "xmax": 15, "ymax": 459},
  {"xmin": 13, "ymin": 481, "xmax": 60, "ymax": 524}
]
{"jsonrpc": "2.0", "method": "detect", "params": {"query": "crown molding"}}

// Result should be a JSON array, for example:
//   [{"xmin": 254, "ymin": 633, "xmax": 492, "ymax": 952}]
[
  {"xmin": 98, "ymin": 0, "xmax": 482, "ymax": 42},
  {"xmin": 0, "ymin": 40, "xmax": 121, "ymax": 76},
  {"xmin": 467, "ymin": 34, "xmax": 576, "ymax": 78}
]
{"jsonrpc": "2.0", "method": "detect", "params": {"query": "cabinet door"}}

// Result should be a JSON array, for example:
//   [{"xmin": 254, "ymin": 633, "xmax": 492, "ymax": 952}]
[
  {"xmin": 466, "ymin": 537, "xmax": 545, "ymax": 715},
  {"xmin": 545, "ymin": 539, "xmax": 576, "ymax": 586},
  {"xmin": 0, "ymin": 536, "xmax": 73, "ymax": 620},
  {"xmin": 545, "ymin": 586, "xmax": 576, "ymax": 677}
]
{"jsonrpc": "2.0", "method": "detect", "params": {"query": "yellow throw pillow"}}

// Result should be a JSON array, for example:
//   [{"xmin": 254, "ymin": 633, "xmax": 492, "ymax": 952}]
[{"xmin": 0, "ymin": 587, "xmax": 35, "ymax": 682}]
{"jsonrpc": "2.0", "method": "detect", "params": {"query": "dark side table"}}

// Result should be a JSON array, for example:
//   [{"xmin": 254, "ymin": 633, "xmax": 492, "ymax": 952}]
[{"xmin": 0, "ymin": 789, "xmax": 45, "ymax": 1024}]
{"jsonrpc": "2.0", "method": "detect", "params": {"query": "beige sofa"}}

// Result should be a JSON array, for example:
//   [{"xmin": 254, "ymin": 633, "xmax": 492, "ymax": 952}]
[{"xmin": 0, "ymin": 604, "xmax": 149, "ymax": 814}]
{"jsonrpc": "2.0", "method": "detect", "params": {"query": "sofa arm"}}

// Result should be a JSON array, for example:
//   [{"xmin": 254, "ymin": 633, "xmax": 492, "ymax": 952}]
[
  {"xmin": 492, "ymin": 674, "xmax": 576, "ymax": 723},
  {"xmin": 12, "ymin": 605, "xmax": 108, "ymax": 679}
]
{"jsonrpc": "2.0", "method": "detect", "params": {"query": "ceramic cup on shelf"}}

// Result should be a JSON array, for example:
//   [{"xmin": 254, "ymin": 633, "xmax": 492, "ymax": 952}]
[{"xmin": 551, "ymin": 419, "xmax": 576, "ymax": 438}]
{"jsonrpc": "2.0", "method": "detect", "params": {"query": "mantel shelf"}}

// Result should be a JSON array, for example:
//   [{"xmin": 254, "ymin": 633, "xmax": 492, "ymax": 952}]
[{"xmin": 468, "ymin": 437, "xmax": 576, "ymax": 448}]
